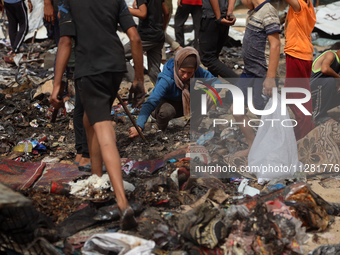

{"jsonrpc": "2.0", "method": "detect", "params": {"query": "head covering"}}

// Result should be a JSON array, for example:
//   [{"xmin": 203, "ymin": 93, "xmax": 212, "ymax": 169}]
[
  {"xmin": 180, "ymin": 55, "xmax": 197, "ymax": 68},
  {"xmin": 173, "ymin": 47, "xmax": 200, "ymax": 116}
]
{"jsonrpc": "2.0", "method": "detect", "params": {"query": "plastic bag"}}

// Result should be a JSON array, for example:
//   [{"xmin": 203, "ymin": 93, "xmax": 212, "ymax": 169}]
[
  {"xmin": 248, "ymin": 96, "xmax": 301, "ymax": 184},
  {"xmin": 82, "ymin": 232, "xmax": 155, "ymax": 255}
]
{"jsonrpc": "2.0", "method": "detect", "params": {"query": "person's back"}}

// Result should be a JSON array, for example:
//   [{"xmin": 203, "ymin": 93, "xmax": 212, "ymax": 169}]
[
  {"xmin": 311, "ymin": 50, "xmax": 340, "ymax": 81},
  {"xmin": 137, "ymin": 0, "xmax": 165, "ymax": 42},
  {"xmin": 61, "ymin": 0, "xmax": 129, "ymax": 79},
  {"xmin": 310, "ymin": 49, "xmax": 340, "ymax": 123}
]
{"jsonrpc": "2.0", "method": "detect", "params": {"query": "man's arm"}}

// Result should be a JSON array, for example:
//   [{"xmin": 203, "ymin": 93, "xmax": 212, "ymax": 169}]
[
  {"xmin": 320, "ymin": 52, "xmax": 340, "ymax": 79},
  {"xmin": 210, "ymin": 0, "xmax": 236, "ymax": 26},
  {"xmin": 27, "ymin": 0, "xmax": 33, "ymax": 13},
  {"xmin": 126, "ymin": 26, "xmax": 145, "ymax": 108},
  {"xmin": 162, "ymin": 2, "xmax": 170, "ymax": 30},
  {"xmin": 128, "ymin": 3, "xmax": 147, "ymax": 19},
  {"xmin": 209, "ymin": 0, "xmax": 222, "ymax": 19},
  {"xmin": 226, "ymin": 0, "xmax": 236, "ymax": 25},
  {"xmin": 50, "ymin": 36, "xmax": 72, "ymax": 109},
  {"xmin": 263, "ymin": 33, "xmax": 280, "ymax": 97},
  {"xmin": 284, "ymin": 0, "xmax": 301, "ymax": 12},
  {"xmin": 44, "ymin": 0, "xmax": 55, "ymax": 24}
]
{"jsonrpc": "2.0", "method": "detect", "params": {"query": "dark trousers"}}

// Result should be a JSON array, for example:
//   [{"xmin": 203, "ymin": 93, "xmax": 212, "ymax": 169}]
[
  {"xmin": 236, "ymin": 72, "xmax": 266, "ymax": 111},
  {"xmin": 199, "ymin": 18, "xmax": 238, "ymax": 82},
  {"xmin": 4, "ymin": 0, "xmax": 28, "ymax": 53},
  {"xmin": 311, "ymin": 77, "xmax": 340, "ymax": 122},
  {"xmin": 125, "ymin": 40, "xmax": 163, "ymax": 85},
  {"xmin": 154, "ymin": 98, "xmax": 184, "ymax": 130},
  {"xmin": 74, "ymin": 82, "xmax": 89, "ymax": 158},
  {"xmin": 44, "ymin": 12, "xmax": 60, "ymax": 45},
  {"xmin": 174, "ymin": 4, "xmax": 202, "ymax": 49}
]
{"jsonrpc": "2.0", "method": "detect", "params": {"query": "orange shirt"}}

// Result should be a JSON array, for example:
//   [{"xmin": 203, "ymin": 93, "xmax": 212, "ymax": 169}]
[{"xmin": 284, "ymin": 0, "xmax": 316, "ymax": 61}]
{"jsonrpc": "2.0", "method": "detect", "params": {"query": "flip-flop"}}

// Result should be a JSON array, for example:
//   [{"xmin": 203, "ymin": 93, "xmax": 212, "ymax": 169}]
[
  {"xmin": 78, "ymin": 162, "xmax": 107, "ymax": 172},
  {"xmin": 78, "ymin": 162, "xmax": 91, "ymax": 172}
]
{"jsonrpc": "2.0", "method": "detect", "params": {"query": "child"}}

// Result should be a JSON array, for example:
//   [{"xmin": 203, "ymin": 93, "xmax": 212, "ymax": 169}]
[
  {"xmin": 51, "ymin": 0, "xmax": 145, "ymax": 230},
  {"xmin": 125, "ymin": 0, "xmax": 169, "ymax": 85},
  {"xmin": 284, "ymin": 0, "xmax": 316, "ymax": 140},
  {"xmin": 232, "ymin": 0, "xmax": 281, "ymax": 156},
  {"xmin": 0, "ymin": 0, "xmax": 32, "ymax": 64}
]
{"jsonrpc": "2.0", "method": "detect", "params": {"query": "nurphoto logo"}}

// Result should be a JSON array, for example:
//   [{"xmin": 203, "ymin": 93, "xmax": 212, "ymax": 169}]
[{"xmin": 200, "ymin": 84, "xmax": 312, "ymax": 116}]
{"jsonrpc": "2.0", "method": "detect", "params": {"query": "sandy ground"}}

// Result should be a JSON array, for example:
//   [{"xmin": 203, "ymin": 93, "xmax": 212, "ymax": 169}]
[{"xmin": 302, "ymin": 180, "xmax": 340, "ymax": 254}]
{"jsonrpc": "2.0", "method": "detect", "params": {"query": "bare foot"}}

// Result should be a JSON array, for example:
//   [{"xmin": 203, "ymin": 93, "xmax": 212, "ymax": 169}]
[
  {"xmin": 74, "ymin": 153, "xmax": 82, "ymax": 164},
  {"xmin": 233, "ymin": 148, "xmax": 250, "ymax": 157},
  {"xmin": 79, "ymin": 157, "xmax": 91, "ymax": 167}
]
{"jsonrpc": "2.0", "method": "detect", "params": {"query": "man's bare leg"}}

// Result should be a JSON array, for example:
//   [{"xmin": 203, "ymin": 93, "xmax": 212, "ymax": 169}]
[
  {"xmin": 233, "ymin": 114, "xmax": 255, "ymax": 157},
  {"xmin": 91, "ymin": 120, "xmax": 129, "ymax": 212},
  {"xmin": 83, "ymin": 113, "xmax": 104, "ymax": 177}
]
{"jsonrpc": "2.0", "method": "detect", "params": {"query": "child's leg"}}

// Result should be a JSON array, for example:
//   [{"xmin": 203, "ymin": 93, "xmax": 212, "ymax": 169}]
[
  {"xmin": 232, "ymin": 74, "xmax": 259, "ymax": 156},
  {"xmin": 11, "ymin": 1, "xmax": 28, "ymax": 53},
  {"xmin": 233, "ymin": 112, "xmax": 255, "ymax": 157},
  {"xmin": 4, "ymin": 2, "xmax": 18, "ymax": 50},
  {"xmin": 92, "ymin": 119, "xmax": 129, "ymax": 211},
  {"xmin": 285, "ymin": 54, "xmax": 314, "ymax": 140},
  {"xmin": 83, "ymin": 113, "xmax": 103, "ymax": 177}
]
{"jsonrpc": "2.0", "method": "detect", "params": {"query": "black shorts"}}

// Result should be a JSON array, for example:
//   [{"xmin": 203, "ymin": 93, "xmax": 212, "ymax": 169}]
[{"xmin": 76, "ymin": 72, "xmax": 123, "ymax": 125}]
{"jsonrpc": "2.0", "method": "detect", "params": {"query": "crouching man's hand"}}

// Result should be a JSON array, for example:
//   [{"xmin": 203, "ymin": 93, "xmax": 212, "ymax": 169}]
[{"xmin": 128, "ymin": 126, "xmax": 142, "ymax": 138}]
